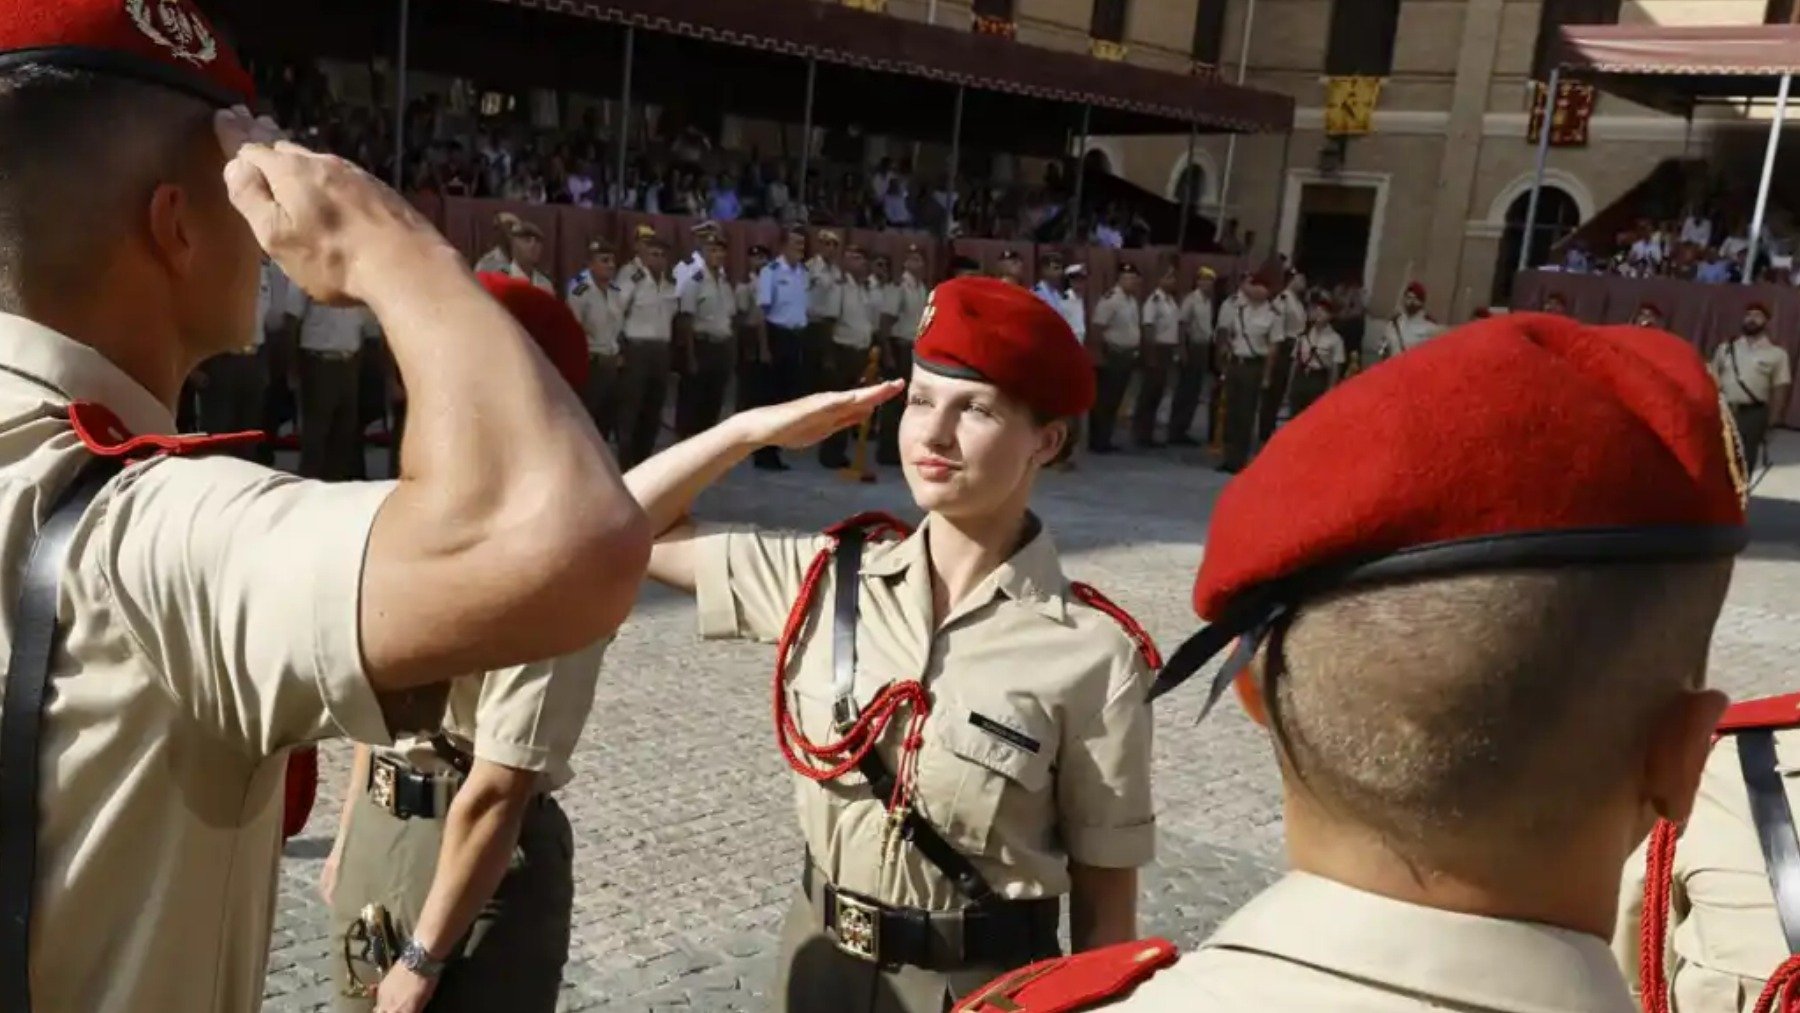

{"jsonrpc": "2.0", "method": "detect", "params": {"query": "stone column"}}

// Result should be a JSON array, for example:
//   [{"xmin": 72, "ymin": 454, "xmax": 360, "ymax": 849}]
[{"xmin": 1422, "ymin": 0, "xmax": 1506, "ymax": 319}]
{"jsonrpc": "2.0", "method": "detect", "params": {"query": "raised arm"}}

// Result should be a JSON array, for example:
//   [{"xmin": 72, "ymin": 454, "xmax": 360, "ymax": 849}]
[{"xmin": 220, "ymin": 117, "xmax": 650, "ymax": 692}]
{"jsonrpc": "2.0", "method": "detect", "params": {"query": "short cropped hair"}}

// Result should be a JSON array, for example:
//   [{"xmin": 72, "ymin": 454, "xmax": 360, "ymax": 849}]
[
  {"xmin": 0, "ymin": 66, "xmax": 213, "ymax": 313},
  {"xmin": 1266, "ymin": 560, "xmax": 1732, "ymax": 867}
]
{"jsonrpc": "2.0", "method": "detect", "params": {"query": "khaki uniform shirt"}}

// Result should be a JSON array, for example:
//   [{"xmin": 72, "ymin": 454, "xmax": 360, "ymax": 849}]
[
  {"xmin": 506, "ymin": 262, "xmax": 555, "ymax": 294},
  {"xmin": 286, "ymin": 287, "xmax": 381, "ymax": 354},
  {"xmin": 893, "ymin": 274, "xmax": 930, "ymax": 343},
  {"xmin": 679, "ymin": 268, "xmax": 737, "ymax": 340},
  {"xmin": 1218, "ymin": 296, "xmax": 1280, "ymax": 359},
  {"xmin": 1712, "ymin": 336, "xmax": 1793, "ymax": 406},
  {"xmin": 873, "ymin": 281, "xmax": 901, "ymax": 339},
  {"xmin": 1614, "ymin": 733, "xmax": 1800, "ymax": 1013},
  {"xmin": 1142, "ymin": 290, "xmax": 1180, "ymax": 347},
  {"xmin": 568, "ymin": 274, "xmax": 624, "ymax": 357},
  {"xmin": 1179, "ymin": 290, "xmax": 1213, "ymax": 347},
  {"xmin": 1294, "ymin": 325, "xmax": 1347, "ymax": 372},
  {"xmin": 376, "ymin": 640, "xmax": 611, "ymax": 791},
  {"xmin": 1381, "ymin": 311, "xmax": 1444, "ymax": 358},
  {"xmin": 1092, "ymin": 289, "xmax": 1142, "ymax": 351},
  {"xmin": 0, "ymin": 313, "xmax": 393, "ymax": 1012},
  {"xmin": 736, "ymin": 280, "xmax": 766, "ymax": 329},
  {"xmin": 473, "ymin": 246, "xmax": 510, "ymax": 274},
  {"xmin": 807, "ymin": 256, "xmax": 845, "ymax": 323},
  {"xmin": 618, "ymin": 259, "xmax": 678, "ymax": 342},
  {"xmin": 1112, "ymin": 874, "xmax": 1635, "ymax": 1011},
  {"xmin": 1273, "ymin": 290, "xmax": 1306, "ymax": 342},
  {"xmin": 830, "ymin": 277, "xmax": 880, "ymax": 349},
  {"xmin": 693, "ymin": 517, "xmax": 1156, "ymax": 910}
]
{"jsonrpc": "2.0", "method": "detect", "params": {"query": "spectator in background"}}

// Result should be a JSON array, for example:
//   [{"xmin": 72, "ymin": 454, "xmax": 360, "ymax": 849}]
[
  {"xmin": 1680, "ymin": 205, "xmax": 1714, "ymax": 249},
  {"xmin": 566, "ymin": 160, "xmax": 597, "ymax": 207},
  {"xmin": 1695, "ymin": 250, "xmax": 1734, "ymax": 284},
  {"xmin": 766, "ymin": 169, "xmax": 792, "ymax": 222},
  {"xmin": 881, "ymin": 177, "xmax": 912, "ymax": 229},
  {"xmin": 710, "ymin": 175, "xmax": 742, "ymax": 222}
]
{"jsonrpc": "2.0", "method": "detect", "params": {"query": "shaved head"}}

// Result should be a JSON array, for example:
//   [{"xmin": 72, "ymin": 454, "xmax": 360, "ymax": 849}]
[
  {"xmin": 1264, "ymin": 560, "xmax": 1733, "ymax": 868},
  {"xmin": 0, "ymin": 65, "xmax": 215, "ymax": 312}
]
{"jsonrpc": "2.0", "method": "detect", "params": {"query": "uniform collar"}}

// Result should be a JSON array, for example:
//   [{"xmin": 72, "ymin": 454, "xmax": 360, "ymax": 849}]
[
  {"xmin": 860, "ymin": 514, "xmax": 1069, "ymax": 622},
  {"xmin": 0, "ymin": 313, "xmax": 177, "ymax": 437},
  {"xmin": 1738, "ymin": 333, "xmax": 1773, "ymax": 348},
  {"xmin": 1205, "ymin": 874, "xmax": 1634, "ymax": 1013}
]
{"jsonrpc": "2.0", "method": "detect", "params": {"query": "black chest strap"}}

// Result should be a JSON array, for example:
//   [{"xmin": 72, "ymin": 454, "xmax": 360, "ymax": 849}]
[
  {"xmin": 831, "ymin": 531, "xmax": 996, "ymax": 906},
  {"xmin": 1738, "ymin": 728, "xmax": 1800, "ymax": 953},
  {"xmin": 0, "ymin": 457, "xmax": 124, "ymax": 1012}
]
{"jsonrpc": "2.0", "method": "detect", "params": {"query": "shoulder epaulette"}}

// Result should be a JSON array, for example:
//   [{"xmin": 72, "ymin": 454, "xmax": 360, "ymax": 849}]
[
  {"xmin": 955, "ymin": 939, "xmax": 1179, "ymax": 1013},
  {"xmin": 1718, "ymin": 693, "xmax": 1800, "ymax": 734},
  {"xmin": 69, "ymin": 401, "xmax": 262, "ymax": 460},
  {"xmin": 572, "ymin": 281, "xmax": 591, "ymax": 297}
]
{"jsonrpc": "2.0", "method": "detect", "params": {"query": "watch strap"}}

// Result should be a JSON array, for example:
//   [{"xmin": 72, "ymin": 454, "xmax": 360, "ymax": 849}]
[{"xmin": 399, "ymin": 939, "xmax": 448, "ymax": 979}]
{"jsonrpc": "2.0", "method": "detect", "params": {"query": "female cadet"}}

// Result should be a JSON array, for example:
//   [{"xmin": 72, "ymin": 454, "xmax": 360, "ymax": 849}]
[
  {"xmin": 1286, "ymin": 293, "xmax": 1348, "ymax": 417},
  {"xmin": 323, "ymin": 274, "xmax": 609, "ymax": 1013},
  {"xmin": 624, "ymin": 276, "xmax": 1162, "ymax": 1012}
]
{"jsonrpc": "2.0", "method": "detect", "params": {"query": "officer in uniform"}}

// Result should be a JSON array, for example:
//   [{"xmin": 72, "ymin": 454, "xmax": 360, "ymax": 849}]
[
  {"xmin": 806, "ymin": 229, "xmax": 847, "ymax": 396},
  {"xmin": 1378, "ymin": 281, "xmax": 1443, "ymax": 360},
  {"xmin": 327, "ymin": 276, "xmax": 606, "ymax": 1013},
  {"xmin": 473, "ymin": 212, "xmax": 520, "ymax": 274},
  {"xmin": 1212, "ymin": 272, "xmax": 1281, "ymax": 473},
  {"xmin": 1031, "ymin": 252, "xmax": 1066, "ymax": 311},
  {"xmin": 752, "ymin": 229, "xmax": 812, "ymax": 471},
  {"xmin": 504, "ymin": 220, "xmax": 555, "ymax": 294},
  {"xmin": 674, "ymin": 235, "xmax": 737, "ymax": 438},
  {"xmin": 1709, "ymin": 301, "xmax": 1791, "ymax": 470},
  {"xmin": 961, "ymin": 313, "xmax": 1748, "ymax": 1013},
  {"xmin": 818, "ymin": 243, "xmax": 878, "ymax": 469},
  {"xmin": 198, "ymin": 255, "xmax": 279, "ymax": 456},
  {"xmin": 1286, "ymin": 293, "xmax": 1346, "ymax": 416},
  {"xmin": 615, "ymin": 228, "xmax": 679, "ymax": 468},
  {"xmin": 995, "ymin": 248, "xmax": 1026, "ymax": 287},
  {"xmin": 1052, "ymin": 263, "xmax": 1091, "ymax": 469},
  {"xmin": 736, "ymin": 244, "xmax": 772, "ymax": 417},
  {"xmin": 0, "ymin": 8, "xmax": 647, "ymax": 1011},
  {"xmin": 673, "ymin": 219, "xmax": 722, "ymax": 297},
  {"xmin": 1133, "ymin": 262, "xmax": 1181, "ymax": 448},
  {"xmin": 1167, "ymin": 265, "xmax": 1215, "ymax": 447},
  {"xmin": 627, "ymin": 277, "xmax": 1161, "ymax": 1013},
  {"xmin": 287, "ymin": 276, "xmax": 382, "ymax": 481},
  {"xmin": 1260, "ymin": 270, "xmax": 1305, "ymax": 441},
  {"xmin": 568, "ymin": 239, "xmax": 624, "ymax": 441},
  {"xmin": 877, "ymin": 244, "xmax": 930, "ymax": 467},
  {"xmin": 1089, "ymin": 263, "xmax": 1143, "ymax": 454}
]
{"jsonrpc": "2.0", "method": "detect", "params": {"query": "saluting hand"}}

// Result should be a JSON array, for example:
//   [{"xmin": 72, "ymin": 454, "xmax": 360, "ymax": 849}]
[
  {"xmin": 215, "ymin": 107, "xmax": 454, "ymax": 309},
  {"xmin": 733, "ymin": 381, "xmax": 904, "ymax": 450}
]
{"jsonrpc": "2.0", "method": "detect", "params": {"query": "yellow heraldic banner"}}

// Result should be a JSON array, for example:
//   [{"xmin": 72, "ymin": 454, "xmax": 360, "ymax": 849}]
[{"xmin": 1324, "ymin": 76, "xmax": 1382, "ymax": 136}]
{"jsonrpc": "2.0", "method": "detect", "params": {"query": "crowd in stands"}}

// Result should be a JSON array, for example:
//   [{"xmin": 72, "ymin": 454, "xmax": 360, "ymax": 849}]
[{"xmin": 1549, "ymin": 202, "xmax": 1800, "ymax": 286}]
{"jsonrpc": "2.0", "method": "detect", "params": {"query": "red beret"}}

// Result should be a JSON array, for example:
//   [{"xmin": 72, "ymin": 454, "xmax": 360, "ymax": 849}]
[
  {"xmin": 1746, "ymin": 301, "xmax": 1772, "ymax": 317},
  {"xmin": 0, "ymin": 0, "xmax": 254, "ymax": 107},
  {"xmin": 914, "ymin": 276, "xmax": 1094, "ymax": 419},
  {"xmin": 1151, "ymin": 313, "xmax": 1749, "ymax": 711},
  {"xmin": 1639, "ymin": 302, "xmax": 1664, "ymax": 316},
  {"xmin": 476, "ymin": 273, "xmax": 590, "ymax": 393},
  {"xmin": 1404, "ymin": 281, "xmax": 1427, "ymax": 300}
]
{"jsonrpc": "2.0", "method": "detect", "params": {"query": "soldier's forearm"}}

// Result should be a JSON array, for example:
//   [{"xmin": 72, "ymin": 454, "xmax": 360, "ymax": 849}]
[
  {"xmin": 410, "ymin": 759, "xmax": 539, "ymax": 959},
  {"xmin": 1069, "ymin": 865, "xmax": 1139, "ymax": 952}
]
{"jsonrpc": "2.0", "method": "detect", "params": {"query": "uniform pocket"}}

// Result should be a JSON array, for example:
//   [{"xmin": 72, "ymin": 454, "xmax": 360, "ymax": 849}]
[{"xmin": 920, "ymin": 703, "xmax": 1054, "ymax": 856}]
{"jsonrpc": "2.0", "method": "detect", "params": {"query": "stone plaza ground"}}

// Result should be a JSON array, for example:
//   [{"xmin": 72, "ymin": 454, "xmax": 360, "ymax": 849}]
[{"xmin": 262, "ymin": 433, "xmax": 1800, "ymax": 1011}]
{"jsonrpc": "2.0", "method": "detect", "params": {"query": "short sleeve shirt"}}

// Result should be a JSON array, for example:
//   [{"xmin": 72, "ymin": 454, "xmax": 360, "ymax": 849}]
[
  {"xmin": 1222, "ymin": 299, "xmax": 1281, "ymax": 358},
  {"xmin": 0, "ymin": 313, "xmax": 392, "ymax": 1012},
  {"xmin": 831, "ymin": 279, "xmax": 879, "ymax": 349},
  {"xmin": 807, "ymin": 257, "xmax": 845, "ymax": 322},
  {"xmin": 691, "ymin": 517, "xmax": 1156, "ymax": 910},
  {"xmin": 893, "ymin": 275, "xmax": 930, "ymax": 342},
  {"xmin": 1093, "ymin": 289, "xmax": 1142, "ymax": 350},
  {"xmin": 1179, "ymin": 291, "xmax": 1213, "ymax": 344},
  {"xmin": 1712, "ymin": 336, "xmax": 1793, "ymax": 406},
  {"xmin": 287, "ymin": 287, "xmax": 381, "ymax": 354},
  {"xmin": 1143, "ymin": 291, "xmax": 1181, "ymax": 346},
  {"xmin": 1293, "ymin": 326, "xmax": 1347, "ymax": 371},
  {"xmin": 679, "ymin": 269, "xmax": 737, "ymax": 338},
  {"xmin": 568, "ymin": 273, "xmax": 624, "ymax": 356},
  {"xmin": 618, "ymin": 260, "xmax": 678, "ymax": 341}
]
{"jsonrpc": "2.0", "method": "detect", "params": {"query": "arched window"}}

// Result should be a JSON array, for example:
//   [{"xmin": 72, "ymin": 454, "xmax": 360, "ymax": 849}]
[{"xmin": 1493, "ymin": 186, "xmax": 1581, "ymax": 304}]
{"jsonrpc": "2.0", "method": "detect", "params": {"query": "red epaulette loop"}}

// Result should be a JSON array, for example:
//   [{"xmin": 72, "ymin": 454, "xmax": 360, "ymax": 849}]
[
  {"xmin": 1070, "ymin": 582, "xmax": 1162, "ymax": 670},
  {"xmin": 68, "ymin": 401, "xmax": 263, "ymax": 461},
  {"xmin": 1718, "ymin": 693, "xmax": 1800, "ymax": 734}
]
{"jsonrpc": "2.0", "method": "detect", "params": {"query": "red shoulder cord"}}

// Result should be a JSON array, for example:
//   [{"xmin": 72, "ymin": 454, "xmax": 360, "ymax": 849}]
[{"xmin": 770, "ymin": 513, "xmax": 1164, "ymax": 813}]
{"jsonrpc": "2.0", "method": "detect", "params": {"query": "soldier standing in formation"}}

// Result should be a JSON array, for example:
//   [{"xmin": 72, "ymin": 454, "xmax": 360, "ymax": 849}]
[
  {"xmin": 1378, "ymin": 281, "xmax": 1444, "ymax": 360},
  {"xmin": 818, "ymin": 243, "xmax": 879, "ymax": 470},
  {"xmin": 568, "ymin": 239, "xmax": 624, "ymax": 441},
  {"xmin": 1032, "ymin": 251, "xmax": 1066, "ymax": 311},
  {"xmin": 877, "ymin": 244, "xmax": 931, "ymax": 467},
  {"xmin": 626, "ymin": 277, "xmax": 1159, "ymax": 1012},
  {"xmin": 806, "ymin": 229, "xmax": 847, "ymax": 395},
  {"xmin": 1259, "ymin": 270, "xmax": 1305, "ymax": 441},
  {"xmin": 473, "ymin": 211, "xmax": 520, "ymax": 274},
  {"xmin": 614, "ymin": 228, "xmax": 679, "ymax": 468},
  {"xmin": 962, "ymin": 313, "xmax": 1746, "ymax": 1012},
  {"xmin": 0, "ymin": 8, "xmax": 648, "ymax": 1010},
  {"xmin": 995, "ymin": 248, "xmax": 1027, "ymax": 287},
  {"xmin": 1088, "ymin": 263, "xmax": 1143, "ymax": 454},
  {"xmin": 286, "ymin": 270, "xmax": 382, "ymax": 481},
  {"xmin": 503, "ymin": 220, "xmax": 554, "ymax": 294},
  {"xmin": 1285, "ymin": 293, "xmax": 1346, "ymax": 416},
  {"xmin": 673, "ymin": 219, "xmax": 722, "ymax": 296},
  {"xmin": 736, "ymin": 243, "xmax": 772, "ymax": 419},
  {"xmin": 1212, "ymin": 272, "xmax": 1281, "ymax": 473},
  {"xmin": 326, "ymin": 276, "xmax": 607, "ymax": 1013},
  {"xmin": 1053, "ymin": 263, "xmax": 1092, "ymax": 470},
  {"xmin": 1167, "ymin": 265, "xmax": 1215, "ymax": 447},
  {"xmin": 673, "ymin": 234, "xmax": 737, "ymax": 438},
  {"xmin": 198, "ymin": 255, "xmax": 281, "ymax": 457},
  {"xmin": 1709, "ymin": 301, "xmax": 1791, "ymax": 471},
  {"xmin": 1133, "ymin": 262, "xmax": 1181, "ymax": 448},
  {"xmin": 752, "ymin": 229, "xmax": 813, "ymax": 471}
]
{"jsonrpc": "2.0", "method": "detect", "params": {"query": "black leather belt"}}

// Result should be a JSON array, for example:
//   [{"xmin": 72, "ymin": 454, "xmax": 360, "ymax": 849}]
[
  {"xmin": 801, "ymin": 861, "xmax": 1059, "ymax": 971},
  {"xmin": 366, "ymin": 754, "xmax": 459, "ymax": 821}
]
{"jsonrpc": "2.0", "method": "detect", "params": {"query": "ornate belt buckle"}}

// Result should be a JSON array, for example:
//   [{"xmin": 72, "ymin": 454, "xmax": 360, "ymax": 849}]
[
  {"xmin": 368, "ymin": 758, "xmax": 398, "ymax": 814},
  {"xmin": 832, "ymin": 893, "xmax": 881, "ymax": 963}
]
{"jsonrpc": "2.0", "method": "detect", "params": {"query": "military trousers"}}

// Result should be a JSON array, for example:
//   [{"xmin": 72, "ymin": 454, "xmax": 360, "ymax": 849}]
[
  {"xmin": 675, "ymin": 335, "xmax": 736, "ymax": 439},
  {"xmin": 615, "ymin": 338, "xmax": 672, "ymax": 469},
  {"xmin": 1732, "ymin": 402, "xmax": 1772, "ymax": 472},
  {"xmin": 299, "ymin": 350, "xmax": 365, "ymax": 481},
  {"xmin": 1132, "ymin": 344, "xmax": 1175, "ymax": 445},
  {"xmin": 1220, "ymin": 356, "xmax": 1266, "ymax": 470},
  {"xmin": 1288, "ymin": 369, "xmax": 1333, "ymax": 418},
  {"xmin": 877, "ymin": 342, "xmax": 913, "ymax": 466},
  {"xmin": 1089, "ymin": 347, "xmax": 1136, "ymax": 452},
  {"xmin": 199, "ymin": 348, "xmax": 268, "ymax": 460},
  {"xmin": 1256, "ymin": 343, "xmax": 1292, "ymax": 442},
  {"xmin": 330, "ymin": 787, "xmax": 574, "ymax": 1013},
  {"xmin": 804, "ymin": 320, "xmax": 838, "ymax": 396},
  {"xmin": 821, "ymin": 343, "xmax": 875, "ymax": 468},
  {"xmin": 774, "ymin": 889, "xmax": 1056, "ymax": 1013},
  {"xmin": 1167, "ymin": 344, "xmax": 1211, "ymax": 443},
  {"xmin": 747, "ymin": 325, "xmax": 808, "ymax": 468},
  {"xmin": 584, "ymin": 351, "xmax": 622, "ymax": 441}
]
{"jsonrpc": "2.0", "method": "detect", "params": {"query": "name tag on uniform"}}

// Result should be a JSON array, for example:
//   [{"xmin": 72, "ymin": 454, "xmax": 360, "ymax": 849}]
[{"xmin": 969, "ymin": 712, "xmax": 1041, "ymax": 755}]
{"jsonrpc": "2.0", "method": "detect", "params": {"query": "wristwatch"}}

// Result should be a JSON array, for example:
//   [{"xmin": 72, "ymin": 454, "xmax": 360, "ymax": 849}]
[{"xmin": 397, "ymin": 939, "xmax": 448, "ymax": 980}]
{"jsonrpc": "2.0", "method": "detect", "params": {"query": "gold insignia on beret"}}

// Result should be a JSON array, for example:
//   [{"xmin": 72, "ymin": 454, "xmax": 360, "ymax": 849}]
[
  {"xmin": 1720, "ymin": 390, "xmax": 1750, "ymax": 509},
  {"xmin": 916, "ymin": 291, "xmax": 938, "ymax": 341}
]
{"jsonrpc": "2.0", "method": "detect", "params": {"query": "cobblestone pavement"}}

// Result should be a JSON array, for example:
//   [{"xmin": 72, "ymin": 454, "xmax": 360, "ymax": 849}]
[{"xmin": 262, "ymin": 433, "xmax": 1800, "ymax": 1012}]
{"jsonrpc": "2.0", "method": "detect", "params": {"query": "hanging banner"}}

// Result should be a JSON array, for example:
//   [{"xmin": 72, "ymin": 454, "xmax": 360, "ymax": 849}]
[
  {"xmin": 1089, "ymin": 38, "xmax": 1130, "ymax": 62},
  {"xmin": 1324, "ymin": 76, "xmax": 1382, "ymax": 136},
  {"xmin": 1527, "ymin": 79, "xmax": 1597, "ymax": 147},
  {"xmin": 973, "ymin": 14, "xmax": 1017, "ymax": 38}
]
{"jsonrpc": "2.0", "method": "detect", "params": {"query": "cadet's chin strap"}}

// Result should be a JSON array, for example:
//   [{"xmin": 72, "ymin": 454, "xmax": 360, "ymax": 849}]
[{"xmin": 0, "ymin": 458, "xmax": 124, "ymax": 1013}]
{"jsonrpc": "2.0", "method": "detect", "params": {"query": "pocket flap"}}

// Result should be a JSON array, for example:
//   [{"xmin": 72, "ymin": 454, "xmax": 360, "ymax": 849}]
[{"xmin": 940, "ymin": 705, "xmax": 1053, "ymax": 792}]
